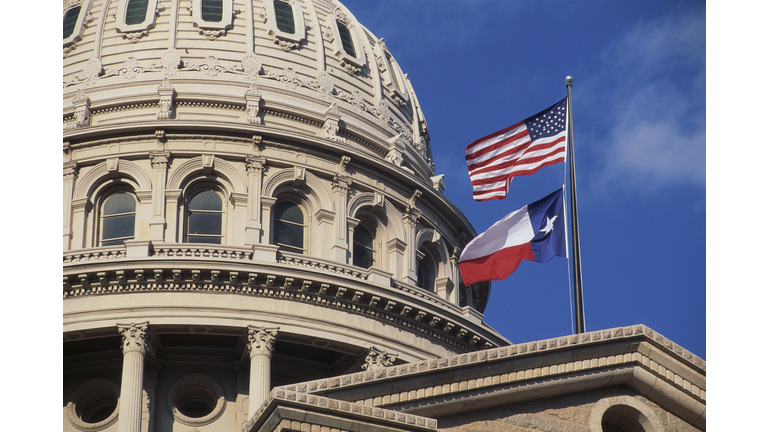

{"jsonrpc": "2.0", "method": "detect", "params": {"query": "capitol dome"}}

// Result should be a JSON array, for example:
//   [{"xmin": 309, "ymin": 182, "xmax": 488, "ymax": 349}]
[{"xmin": 63, "ymin": 0, "xmax": 505, "ymax": 430}]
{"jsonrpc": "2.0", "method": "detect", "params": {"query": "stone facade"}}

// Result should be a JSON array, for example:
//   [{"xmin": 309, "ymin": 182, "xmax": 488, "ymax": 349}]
[{"xmin": 63, "ymin": 1, "xmax": 704, "ymax": 431}]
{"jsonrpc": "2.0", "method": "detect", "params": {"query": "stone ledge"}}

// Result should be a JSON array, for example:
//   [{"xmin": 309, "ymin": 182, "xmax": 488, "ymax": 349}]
[
  {"xmin": 288, "ymin": 325, "xmax": 704, "ymax": 398},
  {"xmin": 243, "ymin": 389, "xmax": 437, "ymax": 432}
]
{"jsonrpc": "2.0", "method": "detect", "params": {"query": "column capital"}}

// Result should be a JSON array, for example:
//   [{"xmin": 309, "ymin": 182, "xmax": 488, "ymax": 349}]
[
  {"xmin": 246, "ymin": 326, "xmax": 279, "ymax": 357},
  {"xmin": 149, "ymin": 151, "xmax": 171, "ymax": 168},
  {"xmin": 361, "ymin": 346, "xmax": 398, "ymax": 371},
  {"xmin": 245, "ymin": 155, "xmax": 266, "ymax": 172},
  {"xmin": 63, "ymin": 161, "xmax": 79, "ymax": 179},
  {"xmin": 118, "ymin": 322, "xmax": 151, "ymax": 355}
]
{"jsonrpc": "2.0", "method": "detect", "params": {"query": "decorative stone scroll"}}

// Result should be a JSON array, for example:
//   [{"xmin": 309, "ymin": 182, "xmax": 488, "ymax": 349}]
[
  {"xmin": 321, "ymin": 103, "xmax": 346, "ymax": 144},
  {"xmin": 157, "ymin": 78, "xmax": 175, "ymax": 120},
  {"xmin": 245, "ymin": 84, "xmax": 263, "ymax": 125},
  {"xmin": 65, "ymin": 90, "xmax": 91, "ymax": 130},
  {"xmin": 361, "ymin": 346, "xmax": 398, "ymax": 370}
]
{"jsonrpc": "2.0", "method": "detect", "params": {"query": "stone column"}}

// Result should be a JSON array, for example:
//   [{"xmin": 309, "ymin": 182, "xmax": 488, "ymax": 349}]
[
  {"xmin": 117, "ymin": 322, "xmax": 150, "ymax": 432},
  {"xmin": 149, "ymin": 140, "xmax": 170, "ymax": 241},
  {"xmin": 246, "ymin": 326, "xmax": 278, "ymax": 417},
  {"xmin": 245, "ymin": 155, "xmax": 266, "ymax": 246},
  {"xmin": 63, "ymin": 160, "xmax": 78, "ymax": 251},
  {"xmin": 331, "ymin": 156, "xmax": 352, "ymax": 262}
]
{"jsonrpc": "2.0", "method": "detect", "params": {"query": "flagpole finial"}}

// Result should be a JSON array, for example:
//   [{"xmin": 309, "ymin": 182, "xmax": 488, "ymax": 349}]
[{"xmin": 565, "ymin": 76, "xmax": 573, "ymax": 85}]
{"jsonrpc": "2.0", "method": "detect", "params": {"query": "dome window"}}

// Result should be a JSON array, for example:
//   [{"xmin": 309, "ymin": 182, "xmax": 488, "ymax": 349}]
[
  {"xmin": 272, "ymin": 200, "xmax": 306, "ymax": 254},
  {"xmin": 63, "ymin": 0, "xmax": 93, "ymax": 48},
  {"xmin": 201, "ymin": 0, "xmax": 223, "ymax": 22},
  {"xmin": 353, "ymin": 224, "xmax": 375, "ymax": 268},
  {"xmin": 191, "ymin": 0, "xmax": 233, "ymax": 32},
  {"xmin": 326, "ymin": 7, "xmax": 367, "ymax": 73},
  {"xmin": 274, "ymin": 1, "xmax": 295, "ymax": 34},
  {"xmin": 125, "ymin": 0, "xmax": 149, "ymax": 25},
  {"xmin": 100, "ymin": 191, "xmax": 136, "ymax": 246},
  {"xmin": 63, "ymin": 6, "xmax": 81, "ymax": 39},
  {"xmin": 185, "ymin": 189, "xmax": 225, "ymax": 244},
  {"xmin": 337, "ymin": 22, "xmax": 356, "ymax": 58},
  {"xmin": 115, "ymin": 0, "xmax": 159, "ymax": 35},
  {"xmin": 265, "ymin": 0, "xmax": 305, "ymax": 49}
]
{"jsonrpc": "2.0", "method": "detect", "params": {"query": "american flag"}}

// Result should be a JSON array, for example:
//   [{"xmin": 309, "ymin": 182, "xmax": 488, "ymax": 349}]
[{"xmin": 465, "ymin": 97, "xmax": 568, "ymax": 201}]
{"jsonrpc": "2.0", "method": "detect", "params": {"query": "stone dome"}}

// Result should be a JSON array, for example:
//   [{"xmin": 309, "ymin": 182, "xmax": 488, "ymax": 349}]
[
  {"xmin": 63, "ymin": 2, "xmax": 501, "ymax": 430},
  {"xmin": 64, "ymin": 0, "xmax": 435, "ymax": 180}
]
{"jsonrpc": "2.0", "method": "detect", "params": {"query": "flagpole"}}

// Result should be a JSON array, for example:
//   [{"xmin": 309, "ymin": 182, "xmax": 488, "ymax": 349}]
[{"xmin": 565, "ymin": 76, "xmax": 586, "ymax": 334}]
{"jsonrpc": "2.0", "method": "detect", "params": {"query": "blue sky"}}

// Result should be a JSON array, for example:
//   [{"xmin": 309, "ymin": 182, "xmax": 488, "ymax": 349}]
[{"xmin": 341, "ymin": 0, "xmax": 706, "ymax": 359}]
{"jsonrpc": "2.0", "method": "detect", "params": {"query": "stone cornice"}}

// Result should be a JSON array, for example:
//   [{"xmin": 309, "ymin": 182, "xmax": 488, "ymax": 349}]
[
  {"xmin": 245, "ymin": 388, "xmax": 437, "ymax": 432},
  {"xmin": 281, "ymin": 324, "xmax": 705, "ymax": 429},
  {"xmin": 63, "ymin": 249, "xmax": 506, "ymax": 352}
]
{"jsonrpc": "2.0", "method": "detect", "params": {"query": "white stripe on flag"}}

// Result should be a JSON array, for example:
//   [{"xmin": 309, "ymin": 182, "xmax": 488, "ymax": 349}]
[{"xmin": 459, "ymin": 205, "xmax": 534, "ymax": 261}]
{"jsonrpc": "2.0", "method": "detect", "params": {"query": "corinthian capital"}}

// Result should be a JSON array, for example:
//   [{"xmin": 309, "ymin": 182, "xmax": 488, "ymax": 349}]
[
  {"xmin": 118, "ymin": 322, "xmax": 150, "ymax": 354},
  {"xmin": 246, "ymin": 326, "xmax": 279, "ymax": 357}
]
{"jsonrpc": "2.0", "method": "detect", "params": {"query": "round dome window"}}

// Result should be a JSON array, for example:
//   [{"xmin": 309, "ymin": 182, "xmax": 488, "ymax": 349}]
[
  {"xmin": 167, "ymin": 373, "xmax": 226, "ymax": 426},
  {"xmin": 66, "ymin": 378, "xmax": 120, "ymax": 431}
]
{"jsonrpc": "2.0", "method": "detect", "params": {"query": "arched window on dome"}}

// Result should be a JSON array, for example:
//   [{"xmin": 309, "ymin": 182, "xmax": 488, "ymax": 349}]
[
  {"xmin": 336, "ymin": 22, "xmax": 356, "ymax": 58},
  {"xmin": 185, "ymin": 187, "xmax": 225, "ymax": 244},
  {"xmin": 416, "ymin": 254, "xmax": 434, "ymax": 292},
  {"xmin": 115, "ymin": 0, "xmax": 159, "ymax": 35},
  {"xmin": 272, "ymin": 200, "xmax": 306, "ymax": 254},
  {"xmin": 326, "ymin": 7, "xmax": 366, "ymax": 72},
  {"xmin": 201, "ymin": 0, "xmax": 223, "ymax": 22},
  {"xmin": 63, "ymin": 0, "xmax": 93, "ymax": 48},
  {"xmin": 191, "ymin": 0, "xmax": 234, "ymax": 31},
  {"xmin": 125, "ymin": 0, "xmax": 149, "ymax": 25},
  {"xmin": 99, "ymin": 191, "xmax": 137, "ymax": 246},
  {"xmin": 63, "ymin": 7, "xmax": 81, "ymax": 39},
  {"xmin": 265, "ymin": 0, "xmax": 305, "ymax": 48},
  {"xmin": 352, "ymin": 224, "xmax": 375, "ymax": 268},
  {"xmin": 274, "ymin": 0, "xmax": 295, "ymax": 34}
]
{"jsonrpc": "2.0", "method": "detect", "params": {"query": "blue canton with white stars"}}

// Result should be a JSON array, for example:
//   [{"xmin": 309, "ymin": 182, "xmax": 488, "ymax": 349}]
[{"xmin": 524, "ymin": 97, "xmax": 567, "ymax": 140}]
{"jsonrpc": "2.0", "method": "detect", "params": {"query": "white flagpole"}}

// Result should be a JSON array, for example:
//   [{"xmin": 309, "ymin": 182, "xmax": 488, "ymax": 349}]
[{"xmin": 566, "ymin": 76, "xmax": 586, "ymax": 334}]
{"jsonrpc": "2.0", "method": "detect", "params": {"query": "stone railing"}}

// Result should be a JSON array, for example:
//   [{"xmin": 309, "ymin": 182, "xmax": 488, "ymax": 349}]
[
  {"xmin": 63, "ymin": 247, "xmax": 126, "ymax": 264},
  {"xmin": 151, "ymin": 244, "xmax": 253, "ymax": 260},
  {"xmin": 278, "ymin": 251, "xmax": 366, "ymax": 280}
]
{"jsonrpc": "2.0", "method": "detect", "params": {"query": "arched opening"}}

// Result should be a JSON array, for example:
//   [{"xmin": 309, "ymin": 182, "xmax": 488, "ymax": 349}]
[
  {"xmin": 100, "ymin": 190, "xmax": 136, "ymax": 246},
  {"xmin": 185, "ymin": 187, "xmax": 225, "ymax": 244},
  {"xmin": 353, "ymin": 224, "xmax": 375, "ymax": 268},
  {"xmin": 272, "ymin": 200, "xmax": 306, "ymax": 254}
]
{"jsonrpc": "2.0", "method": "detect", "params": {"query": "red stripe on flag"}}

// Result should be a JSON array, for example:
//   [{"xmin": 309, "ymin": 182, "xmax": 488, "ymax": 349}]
[{"xmin": 458, "ymin": 243, "xmax": 535, "ymax": 285}]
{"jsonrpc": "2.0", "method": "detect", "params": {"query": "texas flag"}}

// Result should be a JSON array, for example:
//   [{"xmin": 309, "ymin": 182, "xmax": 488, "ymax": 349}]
[{"xmin": 459, "ymin": 188, "xmax": 567, "ymax": 285}]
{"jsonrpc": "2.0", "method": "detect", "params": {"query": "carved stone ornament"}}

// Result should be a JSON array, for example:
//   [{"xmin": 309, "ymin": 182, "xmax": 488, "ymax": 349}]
[
  {"xmin": 118, "ymin": 322, "xmax": 150, "ymax": 354},
  {"xmin": 334, "ymin": 7, "xmax": 351, "ymax": 26},
  {"xmin": 430, "ymin": 174, "xmax": 445, "ymax": 193},
  {"xmin": 321, "ymin": 103, "xmax": 346, "ymax": 144},
  {"xmin": 66, "ymin": 90, "xmax": 91, "ymax": 130},
  {"xmin": 361, "ymin": 347, "xmax": 398, "ymax": 371},
  {"xmin": 245, "ymin": 84, "xmax": 263, "ymax": 125},
  {"xmin": 241, "ymin": 54, "xmax": 262, "ymax": 81},
  {"xmin": 161, "ymin": 48, "xmax": 182, "ymax": 76},
  {"xmin": 316, "ymin": 71, "xmax": 335, "ymax": 101},
  {"xmin": 82, "ymin": 57, "xmax": 103, "ymax": 83},
  {"xmin": 385, "ymin": 149, "xmax": 403, "ymax": 168},
  {"xmin": 157, "ymin": 78, "xmax": 175, "ymax": 120},
  {"xmin": 246, "ymin": 326, "xmax": 278, "ymax": 357}
]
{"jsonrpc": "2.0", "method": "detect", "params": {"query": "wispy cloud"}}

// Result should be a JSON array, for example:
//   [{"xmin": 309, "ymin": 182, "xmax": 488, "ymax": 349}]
[{"xmin": 589, "ymin": 5, "xmax": 705, "ymax": 194}]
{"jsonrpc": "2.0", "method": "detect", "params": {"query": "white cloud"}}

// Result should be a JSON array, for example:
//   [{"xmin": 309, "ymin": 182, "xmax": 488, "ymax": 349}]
[{"xmin": 590, "ymin": 5, "xmax": 705, "ymax": 194}]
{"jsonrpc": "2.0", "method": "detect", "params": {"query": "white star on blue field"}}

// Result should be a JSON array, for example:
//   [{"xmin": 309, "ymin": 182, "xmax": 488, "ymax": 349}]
[{"xmin": 344, "ymin": 0, "xmax": 706, "ymax": 359}]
